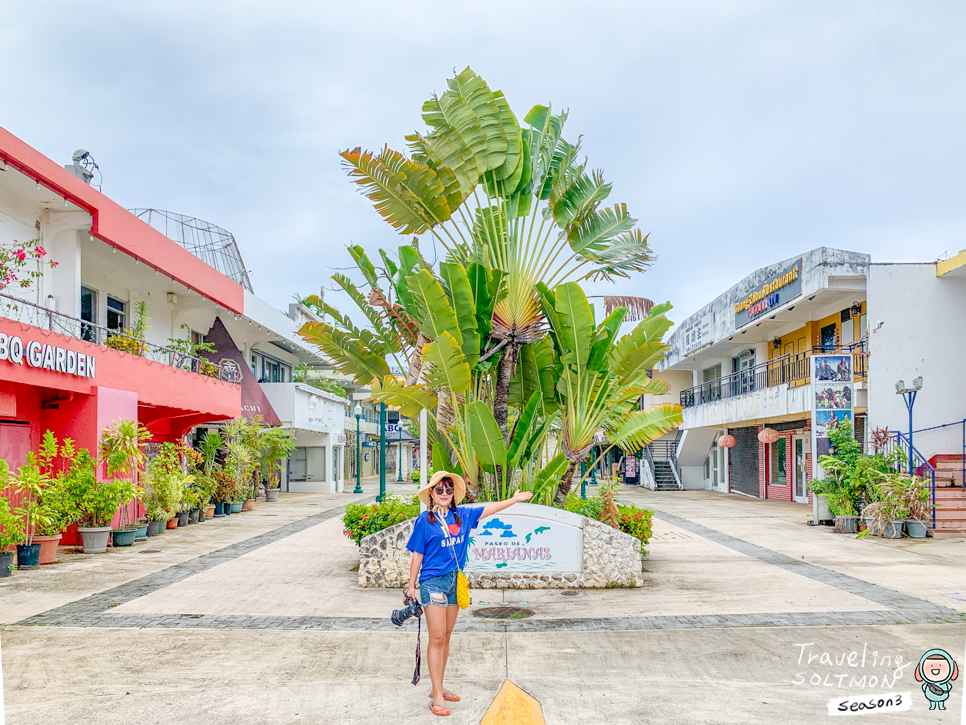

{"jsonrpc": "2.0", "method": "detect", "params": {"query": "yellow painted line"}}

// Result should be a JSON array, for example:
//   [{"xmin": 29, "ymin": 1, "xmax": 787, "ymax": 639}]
[
  {"xmin": 481, "ymin": 680, "xmax": 545, "ymax": 725},
  {"xmin": 937, "ymin": 250, "xmax": 966, "ymax": 277}
]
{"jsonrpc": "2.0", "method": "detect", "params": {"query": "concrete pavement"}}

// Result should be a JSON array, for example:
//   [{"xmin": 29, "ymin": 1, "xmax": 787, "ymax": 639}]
[{"xmin": 3, "ymin": 484, "xmax": 966, "ymax": 724}]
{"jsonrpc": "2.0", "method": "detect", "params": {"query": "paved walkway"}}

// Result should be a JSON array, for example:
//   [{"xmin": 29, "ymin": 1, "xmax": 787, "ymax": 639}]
[{"xmin": 3, "ymin": 485, "xmax": 966, "ymax": 723}]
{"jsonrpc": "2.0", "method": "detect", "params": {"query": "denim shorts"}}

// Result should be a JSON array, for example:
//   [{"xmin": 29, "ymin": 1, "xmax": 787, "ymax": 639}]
[{"xmin": 420, "ymin": 570, "xmax": 457, "ymax": 607}]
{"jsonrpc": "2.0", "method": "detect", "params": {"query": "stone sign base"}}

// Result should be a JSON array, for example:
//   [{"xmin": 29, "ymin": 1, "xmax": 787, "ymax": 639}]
[{"xmin": 357, "ymin": 508, "xmax": 643, "ymax": 589}]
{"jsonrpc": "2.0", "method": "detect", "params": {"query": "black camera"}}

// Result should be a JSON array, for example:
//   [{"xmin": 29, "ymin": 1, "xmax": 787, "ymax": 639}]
[{"xmin": 391, "ymin": 595, "xmax": 422, "ymax": 626}]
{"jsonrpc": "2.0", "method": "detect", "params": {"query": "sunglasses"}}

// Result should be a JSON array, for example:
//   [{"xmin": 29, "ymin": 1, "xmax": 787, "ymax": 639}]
[{"xmin": 433, "ymin": 484, "xmax": 454, "ymax": 495}]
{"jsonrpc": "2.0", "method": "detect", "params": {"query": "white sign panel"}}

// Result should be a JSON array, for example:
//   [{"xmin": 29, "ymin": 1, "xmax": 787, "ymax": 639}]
[
  {"xmin": 465, "ymin": 513, "xmax": 582, "ymax": 573},
  {"xmin": 682, "ymin": 313, "xmax": 712, "ymax": 355}
]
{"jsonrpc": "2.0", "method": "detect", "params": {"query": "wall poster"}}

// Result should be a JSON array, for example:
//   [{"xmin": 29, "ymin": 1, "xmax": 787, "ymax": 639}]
[{"xmin": 811, "ymin": 355, "xmax": 854, "ymax": 478}]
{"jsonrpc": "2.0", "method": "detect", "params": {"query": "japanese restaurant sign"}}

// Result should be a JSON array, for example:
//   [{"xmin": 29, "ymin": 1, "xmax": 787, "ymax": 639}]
[{"xmin": 734, "ymin": 260, "xmax": 802, "ymax": 328}]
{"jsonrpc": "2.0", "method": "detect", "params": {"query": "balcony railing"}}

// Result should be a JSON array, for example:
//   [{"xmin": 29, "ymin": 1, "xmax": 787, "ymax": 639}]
[
  {"xmin": 680, "ymin": 342, "xmax": 868, "ymax": 408},
  {"xmin": 0, "ymin": 291, "xmax": 239, "ymax": 383}
]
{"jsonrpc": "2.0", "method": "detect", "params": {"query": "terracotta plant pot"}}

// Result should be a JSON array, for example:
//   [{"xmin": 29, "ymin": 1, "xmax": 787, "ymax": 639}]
[
  {"xmin": 78, "ymin": 526, "xmax": 113, "ymax": 554},
  {"xmin": 0, "ymin": 551, "xmax": 13, "ymax": 577},
  {"xmin": 265, "ymin": 488, "xmax": 280, "ymax": 502},
  {"xmin": 166, "ymin": 518, "xmax": 179, "ymax": 530},
  {"xmin": 243, "ymin": 499, "xmax": 255, "ymax": 511},
  {"xmin": 205, "ymin": 505, "xmax": 216, "ymax": 518},
  {"xmin": 33, "ymin": 534, "xmax": 62, "ymax": 565}
]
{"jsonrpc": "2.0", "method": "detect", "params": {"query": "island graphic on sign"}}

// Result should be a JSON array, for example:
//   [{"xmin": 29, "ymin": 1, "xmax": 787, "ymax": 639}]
[{"xmin": 466, "ymin": 516, "xmax": 580, "ymax": 573}]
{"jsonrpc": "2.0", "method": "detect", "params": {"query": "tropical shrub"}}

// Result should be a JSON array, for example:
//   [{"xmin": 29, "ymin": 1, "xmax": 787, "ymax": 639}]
[
  {"xmin": 142, "ymin": 443, "xmax": 186, "ymax": 522},
  {"xmin": 0, "ymin": 493, "xmax": 25, "ymax": 550},
  {"xmin": 342, "ymin": 494, "xmax": 420, "ymax": 546},
  {"xmin": 104, "ymin": 301, "xmax": 149, "ymax": 356},
  {"xmin": 809, "ymin": 421, "xmax": 896, "ymax": 516},
  {"xmin": 565, "ymin": 485, "xmax": 654, "ymax": 555},
  {"xmin": 100, "ymin": 419, "xmax": 152, "ymax": 529}
]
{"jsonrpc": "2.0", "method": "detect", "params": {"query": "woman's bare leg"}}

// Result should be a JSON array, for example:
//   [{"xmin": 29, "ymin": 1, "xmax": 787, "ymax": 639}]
[
  {"xmin": 440, "ymin": 605, "xmax": 459, "ymax": 695},
  {"xmin": 425, "ymin": 604, "xmax": 449, "ymax": 708}
]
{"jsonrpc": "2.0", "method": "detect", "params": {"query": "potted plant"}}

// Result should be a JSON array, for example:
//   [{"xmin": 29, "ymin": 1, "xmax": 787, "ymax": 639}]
[
  {"xmin": 73, "ymin": 455, "xmax": 134, "ymax": 554},
  {"xmin": 258, "ymin": 426, "xmax": 296, "ymax": 503},
  {"xmin": 142, "ymin": 443, "xmax": 182, "ymax": 536},
  {"xmin": 862, "ymin": 471, "xmax": 929, "ymax": 540},
  {"xmin": 7, "ymin": 452, "xmax": 49, "ymax": 569},
  {"xmin": 23, "ymin": 433, "xmax": 85, "ymax": 564},
  {"xmin": 100, "ymin": 420, "xmax": 152, "ymax": 547},
  {"xmin": 194, "ymin": 432, "xmax": 222, "ymax": 519},
  {"xmin": 0, "ymin": 468, "xmax": 25, "ymax": 577},
  {"xmin": 176, "ymin": 476, "xmax": 198, "ymax": 527},
  {"xmin": 900, "ymin": 474, "xmax": 932, "ymax": 538}
]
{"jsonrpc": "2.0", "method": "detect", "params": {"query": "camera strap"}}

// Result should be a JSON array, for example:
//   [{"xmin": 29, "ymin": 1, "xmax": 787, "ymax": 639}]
[{"xmin": 412, "ymin": 606, "xmax": 422, "ymax": 686}]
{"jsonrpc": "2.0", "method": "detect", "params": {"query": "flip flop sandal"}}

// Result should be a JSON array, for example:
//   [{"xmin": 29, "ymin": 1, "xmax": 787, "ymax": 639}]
[
  {"xmin": 442, "ymin": 691, "xmax": 461, "ymax": 702},
  {"xmin": 430, "ymin": 701, "xmax": 450, "ymax": 716}
]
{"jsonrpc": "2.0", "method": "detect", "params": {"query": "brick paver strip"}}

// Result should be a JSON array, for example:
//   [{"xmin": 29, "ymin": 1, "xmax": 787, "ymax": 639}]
[{"xmin": 14, "ymin": 501, "xmax": 966, "ymax": 633}]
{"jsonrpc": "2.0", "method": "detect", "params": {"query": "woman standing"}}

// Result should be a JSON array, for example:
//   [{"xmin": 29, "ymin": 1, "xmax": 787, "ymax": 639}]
[{"xmin": 406, "ymin": 471, "xmax": 532, "ymax": 717}]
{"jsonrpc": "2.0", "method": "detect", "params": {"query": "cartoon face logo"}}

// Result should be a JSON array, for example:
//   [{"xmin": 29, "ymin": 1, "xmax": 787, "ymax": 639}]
[{"xmin": 916, "ymin": 649, "xmax": 959, "ymax": 710}]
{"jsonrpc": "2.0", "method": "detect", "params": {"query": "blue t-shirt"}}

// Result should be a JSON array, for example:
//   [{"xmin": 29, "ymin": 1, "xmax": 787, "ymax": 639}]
[{"xmin": 406, "ymin": 505, "xmax": 484, "ymax": 582}]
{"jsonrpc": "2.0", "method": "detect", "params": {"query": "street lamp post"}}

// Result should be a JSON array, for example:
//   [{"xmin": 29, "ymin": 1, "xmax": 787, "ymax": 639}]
[
  {"xmin": 396, "ymin": 419, "xmax": 403, "ymax": 482},
  {"xmin": 378, "ymin": 403, "xmax": 387, "ymax": 502},
  {"xmin": 353, "ymin": 403, "xmax": 363, "ymax": 494},
  {"xmin": 896, "ymin": 377, "xmax": 923, "ymax": 476}
]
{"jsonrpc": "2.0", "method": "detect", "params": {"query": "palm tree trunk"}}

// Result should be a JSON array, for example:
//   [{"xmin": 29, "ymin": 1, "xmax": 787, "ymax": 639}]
[
  {"xmin": 493, "ymin": 342, "xmax": 518, "ymax": 440},
  {"xmin": 493, "ymin": 342, "xmax": 519, "ymax": 497},
  {"xmin": 554, "ymin": 459, "xmax": 579, "ymax": 506}
]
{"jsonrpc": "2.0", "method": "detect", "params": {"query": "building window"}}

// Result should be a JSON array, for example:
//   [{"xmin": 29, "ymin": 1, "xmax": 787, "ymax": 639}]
[
  {"xmin": 80, "ymin": 286, "xmax": 97, "ymax": 342},
  {"xmin": 107, "ymin": 296, "xmax": 127, "ymax": 331},
  {"xmin": 250, "ymin": 351, "xmax": 291, "ymax": 383},
  {"xmin": 769, "ymin": 437, "xmax": 786, "ymax": 484}
]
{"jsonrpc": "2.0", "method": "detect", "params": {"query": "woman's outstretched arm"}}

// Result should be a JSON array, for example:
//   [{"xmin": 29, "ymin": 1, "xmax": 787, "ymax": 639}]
[{"xmin": 479, "ymin": 490, "xmax": 532, "ymax": 521}]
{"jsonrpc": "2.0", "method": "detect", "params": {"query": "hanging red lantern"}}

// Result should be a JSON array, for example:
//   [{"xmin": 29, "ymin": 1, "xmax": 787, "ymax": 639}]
[
  {"xmin": 758, "ymin": 428, "xmax": 780, "ymax": 444},
  {"xmin": 718, "ymin": 434, "xmax": 736, "ymax": 449}
]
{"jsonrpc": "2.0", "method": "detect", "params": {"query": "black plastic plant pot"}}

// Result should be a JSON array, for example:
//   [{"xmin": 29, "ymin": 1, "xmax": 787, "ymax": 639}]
[
  {"xmin": 213, "ymin": 502, "xmax": 225, "ymax": 517},
  {"xmin": 0, "ymin": 551, "xmax": 13, "ymax": 577},
  {"xmin": 223, "ymin": 503, "xmax": 232, "ymax": 516},
  {"xmin": 146, "ymin": 520, "xmax": 165, "ymax": 537},
  {"xmin": 189, "ymin": 509, "xmax": 200, "ymax": 524},
  {"xmin": 16, "ymin": 543, "xmax": 41, "ymax": 569},
  {"xmin": 177, "ymin": 512, "xmax": 190, "ymax": 527}
]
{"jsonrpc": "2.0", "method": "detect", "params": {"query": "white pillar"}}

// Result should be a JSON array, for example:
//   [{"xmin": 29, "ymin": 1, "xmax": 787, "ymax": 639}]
[
  {"xmin": 420, "ymin": 408, "xmax": 428, "ymax": 513},
  {"xmin": 324, "ymin": 440, "xmax": 335, "ymax": 494},
  {"xmin": 336, "ymin": 445, "xmax": 344, "ymax": 493}
]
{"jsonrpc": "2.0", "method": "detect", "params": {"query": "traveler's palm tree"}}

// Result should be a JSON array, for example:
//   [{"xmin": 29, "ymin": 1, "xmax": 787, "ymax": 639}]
[
  {"xmin": 338, "ymin": 67, "xmax": 655, "ymax": 437},
  {"xmin": 538, "ymin": 283, "xmax": 682, "ymax": 504}
]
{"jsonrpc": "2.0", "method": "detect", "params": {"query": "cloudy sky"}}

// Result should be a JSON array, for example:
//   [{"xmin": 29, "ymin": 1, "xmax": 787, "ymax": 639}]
[{"xmin": 3, "ymin": 1, "xmax": 964, "ymax": 326}]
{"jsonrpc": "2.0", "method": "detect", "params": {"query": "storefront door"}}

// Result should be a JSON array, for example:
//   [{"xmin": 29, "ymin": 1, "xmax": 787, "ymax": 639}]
[{"xmin": 793, "ymin": 435, "xmax": 809, "ymax": 503}]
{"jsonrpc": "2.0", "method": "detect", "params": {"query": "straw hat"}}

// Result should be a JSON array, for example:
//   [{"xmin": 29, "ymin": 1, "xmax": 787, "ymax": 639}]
[{"xmin": 417, "ymin": 470, "xmax": 466, "ymax": 507}]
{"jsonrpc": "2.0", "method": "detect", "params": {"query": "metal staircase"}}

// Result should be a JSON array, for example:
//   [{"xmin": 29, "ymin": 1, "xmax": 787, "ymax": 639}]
[{"xmin": 646, "ymin": 440, "xmax": 683, "ymax": 491}]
